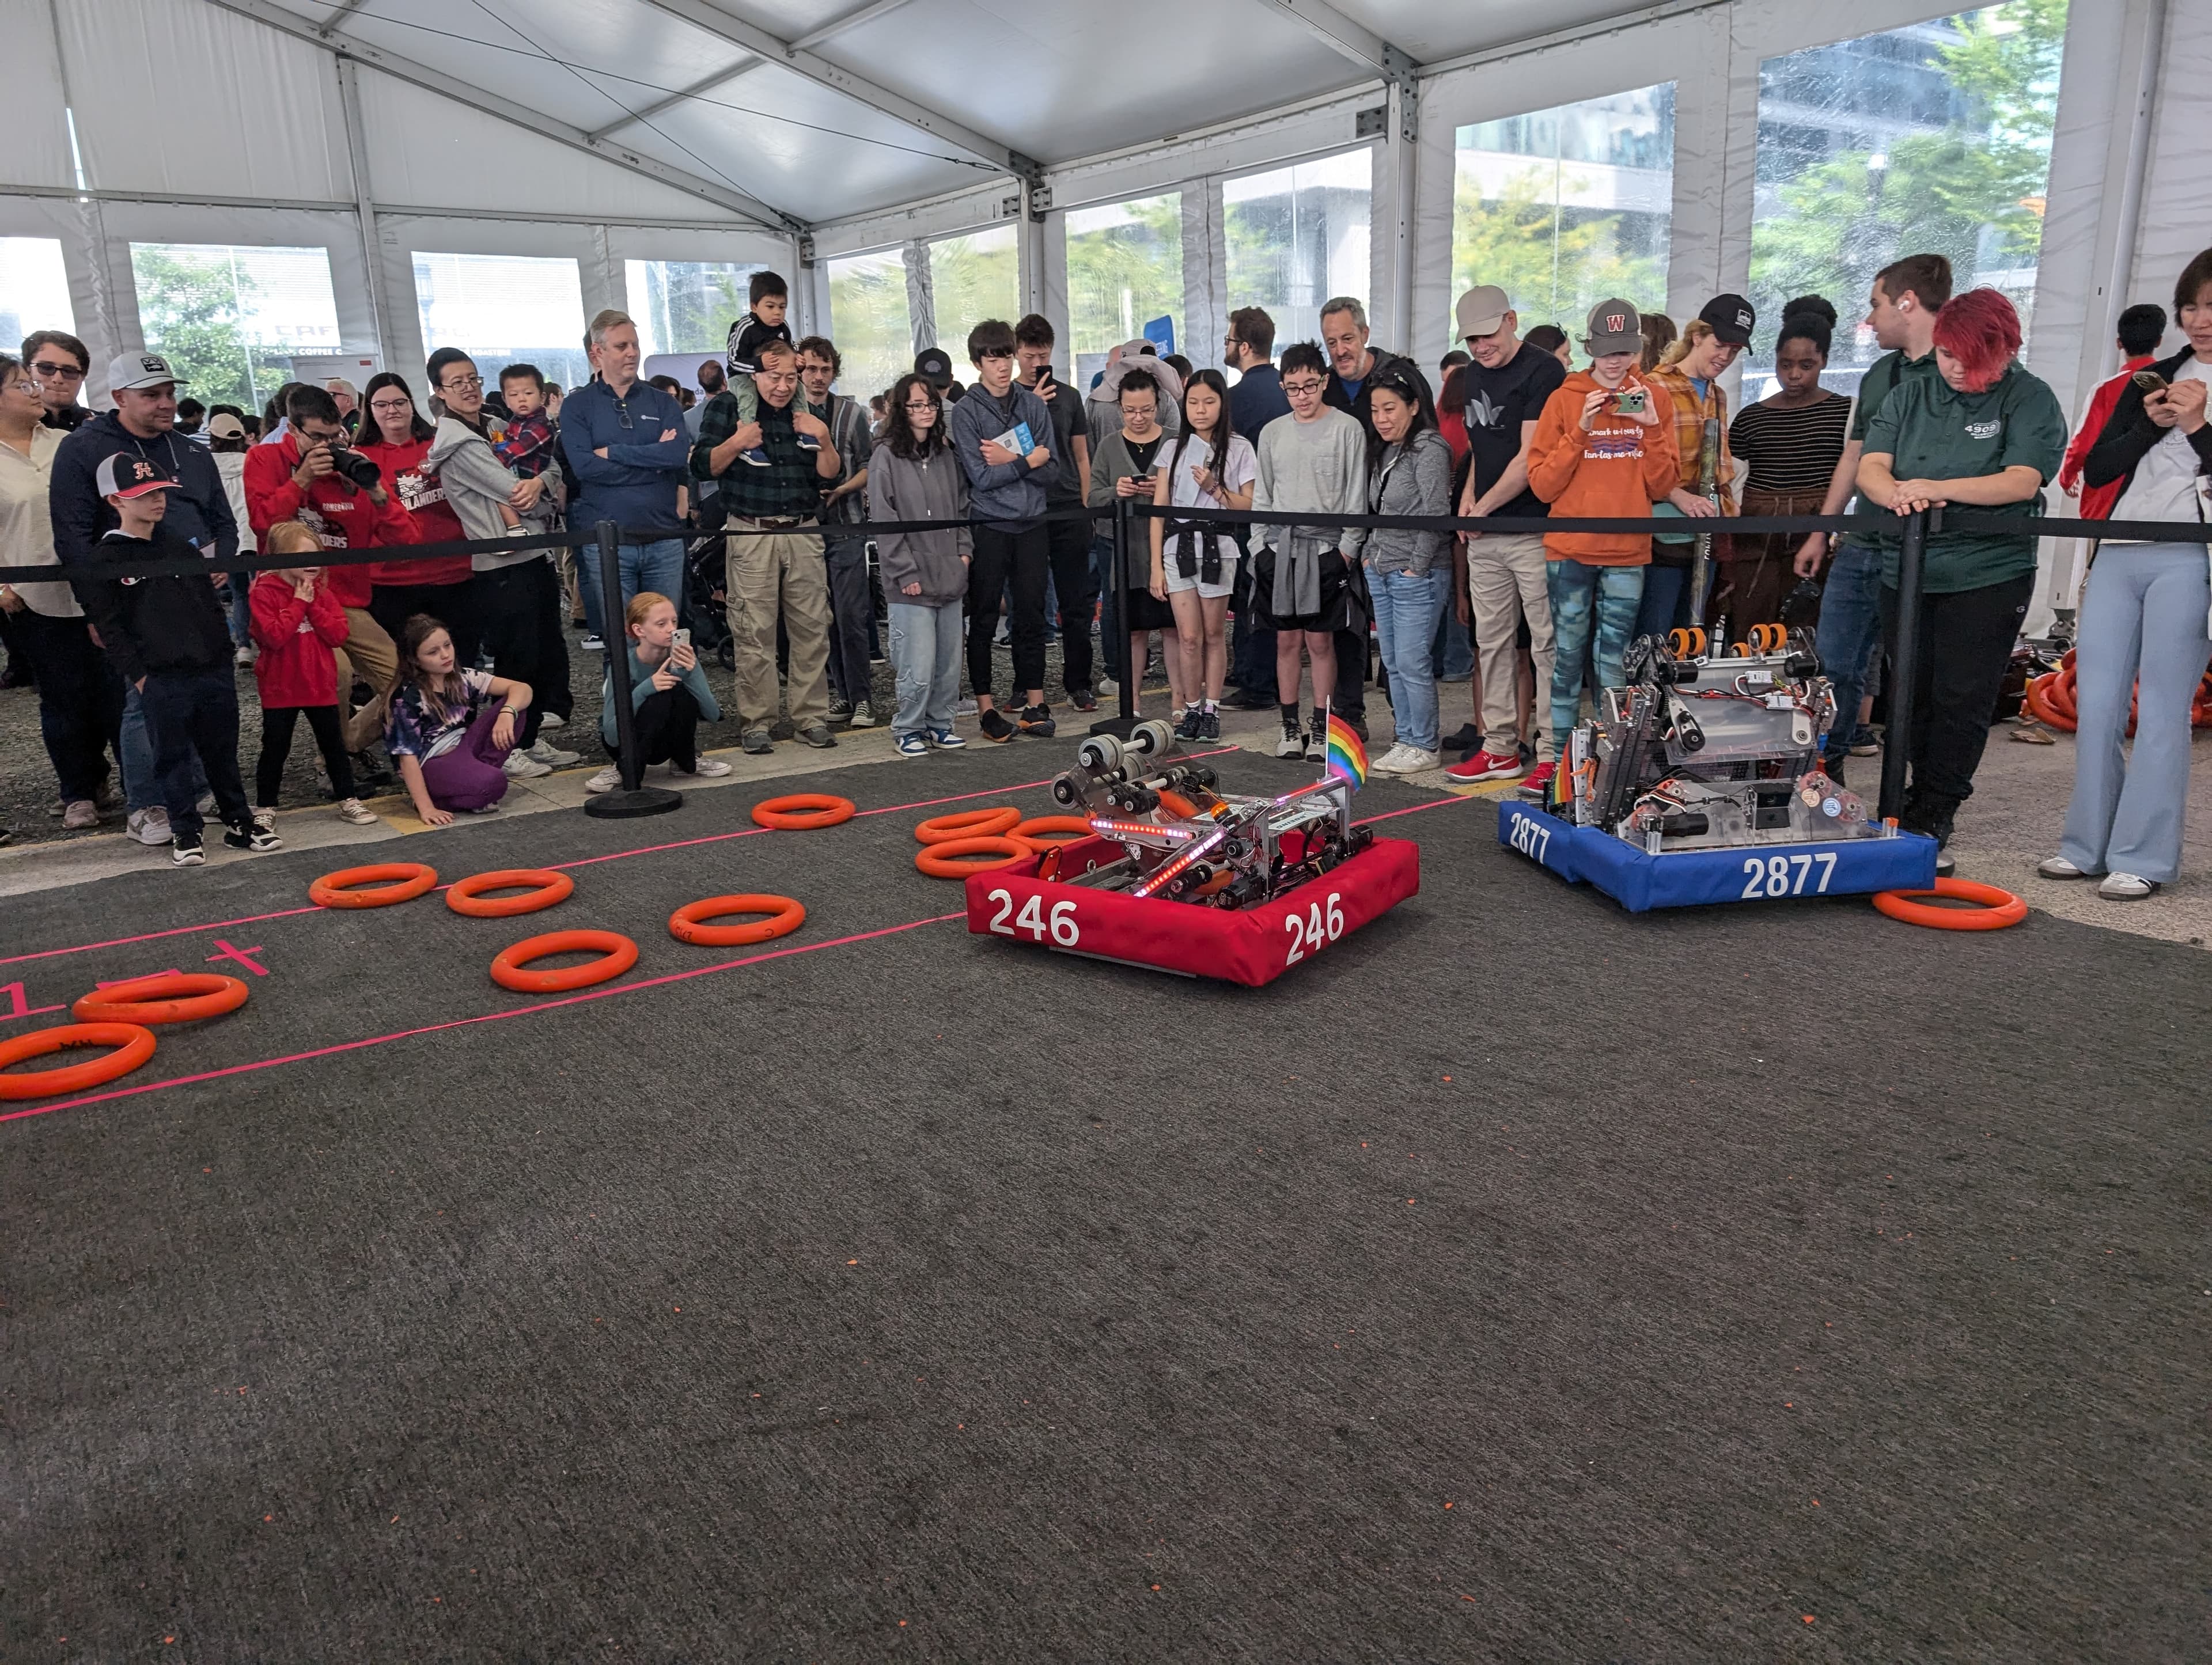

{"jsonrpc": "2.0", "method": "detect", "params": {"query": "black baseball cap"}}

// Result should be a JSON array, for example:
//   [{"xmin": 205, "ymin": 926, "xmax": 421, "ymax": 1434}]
[
  {"xmin": 1699, "ymin": 294, "xmax": 1756, "ymax": 346},
  {"xmin": 914, "ymin": 347, "xmax": 953, "ymax": 389}
]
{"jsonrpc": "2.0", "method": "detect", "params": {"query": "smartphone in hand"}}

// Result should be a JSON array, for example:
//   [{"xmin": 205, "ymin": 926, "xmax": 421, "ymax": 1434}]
[
  {"xmin": 1612, "ymin": 386, "xmax": 1649, "ymax": 417},
  {"xmin": 672, "ymin": 627, "xmax": 691, "ymax": 652},
  {"xmin": 2133, "ymin": 370, "xmax": 2170, "ymax": 394}
]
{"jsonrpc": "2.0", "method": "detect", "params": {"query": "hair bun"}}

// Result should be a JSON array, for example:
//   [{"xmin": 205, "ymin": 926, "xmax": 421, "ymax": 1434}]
[{"xmin": 1779, "ymin": 294, "xmax": 1839, "ymax": 328}]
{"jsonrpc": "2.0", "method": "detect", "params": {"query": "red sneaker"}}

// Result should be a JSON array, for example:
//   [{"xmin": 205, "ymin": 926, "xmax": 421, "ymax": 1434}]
[
  {"xmin": 1518, "ymin": 761, "xmax": 1557, "ymax": 797},
  {"xmin": 1444, "ymin": 748, "xmax": 1525, "ymax": 783}
]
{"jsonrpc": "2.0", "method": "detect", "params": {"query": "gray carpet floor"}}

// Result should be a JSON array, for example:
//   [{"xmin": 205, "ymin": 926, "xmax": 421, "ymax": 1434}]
[{"xmin": 3, "ymin": 745, "xmax": 2205, "ymax": 1662}]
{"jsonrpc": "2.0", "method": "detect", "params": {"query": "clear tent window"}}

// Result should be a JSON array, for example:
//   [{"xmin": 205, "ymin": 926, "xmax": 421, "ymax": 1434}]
[
  {"xmin": 826, "ymin": 249, "xmax": 912, "ymax": 408},
  {"xmin": 1066, "ymin": 192, "xmax": 1183, "ymax": 391},
  {"xmin": 1450, "ymin": 85, "xmax": 1676, "ymax": 345},
  {"xmin": 127, "ymin": 242, "xmax": 342, "ymax": 414},
  {"xmin": 1, "ymin": 238, "xmax": 74, "ymax": 352},
  {"xmin": 927, "ymin": 226, "xmax": 1019, "ymax": 368},
  {"xmin": 1744, "ymin": 1, "xmax": 2069, "ymax": 403},
  {"xmin": 1224, "ymin": 150, "xmax": 1373, "ymax": 363},
  {"xmin": 624, "ymin": 260, "xmax": 766, "ymax": 363},
  {"xmin": 412, "ymin": 251, "xmax": 589, "ymax": 396}
]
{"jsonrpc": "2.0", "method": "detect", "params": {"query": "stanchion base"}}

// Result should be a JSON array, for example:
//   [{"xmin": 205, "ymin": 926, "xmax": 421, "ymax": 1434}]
[
  {"xmin": 1088, "ymin": 713, "xmax": 1143, "ymax": 738},
  {"xmin": 584, "ymin": 786, "xmax": 684, "ymax": 819}
]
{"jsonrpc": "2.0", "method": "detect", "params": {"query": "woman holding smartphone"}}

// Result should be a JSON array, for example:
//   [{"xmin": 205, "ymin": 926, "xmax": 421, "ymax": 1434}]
[
  {"xmin": 2046, "ymin": 249, "xmax": 2212, "ymax": 897},
  {"xmin": 586, "ymin": 591, "xmax": 729, "ymax": 792}
]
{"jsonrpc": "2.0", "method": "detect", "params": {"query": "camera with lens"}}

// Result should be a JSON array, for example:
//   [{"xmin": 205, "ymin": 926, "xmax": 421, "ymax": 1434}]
[{"xmin": 328, "ymin": 445, "xmax": 382, "ymax": 492}]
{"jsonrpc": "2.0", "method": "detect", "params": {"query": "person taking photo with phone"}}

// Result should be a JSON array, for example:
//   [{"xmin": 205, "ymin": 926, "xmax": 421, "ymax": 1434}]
[
  {"xmin": 1524, "ymin": 298, "xmax": 1684, "ymax": 798},
  {"xmin": 585, "ymin": 591, "xmax": 728, "ymax": 792}
]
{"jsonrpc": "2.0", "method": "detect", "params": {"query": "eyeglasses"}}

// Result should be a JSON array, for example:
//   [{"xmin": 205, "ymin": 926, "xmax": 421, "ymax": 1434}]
[
  {"xmin": 30, "ymin": 361, "xmax": 84, "ymax": 380},
  {"xmin": 1281, "ymin": 378, "xmax": 1324, "ymax": 396},
  {"xmin": 440, "ymin": 374, "xmax": 483, "ymax": 392},
  {"xmin": 903, "ymin": 399, "xmax": 937, "ymax": 411},
  {"xmin": 369, "ymin": 399, "xmax": 411, "ymax": 414}
]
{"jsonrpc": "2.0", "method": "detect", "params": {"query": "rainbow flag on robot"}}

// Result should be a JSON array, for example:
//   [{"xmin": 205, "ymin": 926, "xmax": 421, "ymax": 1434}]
[{"xmin": 1321, "ymin": 710, "xmax": 1367, "ymax": 791}]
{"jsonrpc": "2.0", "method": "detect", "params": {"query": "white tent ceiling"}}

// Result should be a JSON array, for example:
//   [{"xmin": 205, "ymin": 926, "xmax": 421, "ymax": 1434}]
[{"xmin": 214, "ymin": 0, "xmax": 1665, "ymax": 227}]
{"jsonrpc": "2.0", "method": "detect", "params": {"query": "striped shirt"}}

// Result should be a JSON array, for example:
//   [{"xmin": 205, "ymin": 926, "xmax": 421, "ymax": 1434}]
[{"xmin": 1729, "ymin": 393, "xmax": 1851, "ymax": 496}]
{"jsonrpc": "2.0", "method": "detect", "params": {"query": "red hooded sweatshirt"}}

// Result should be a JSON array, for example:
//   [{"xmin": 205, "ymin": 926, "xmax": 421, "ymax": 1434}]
[
  {"xmin": 243, "ymin": 433, "xmax": 419, "ymax": 609},
  {"xmin": 249, "ymin": 572, "xmax": 351, "ymax": 708}
]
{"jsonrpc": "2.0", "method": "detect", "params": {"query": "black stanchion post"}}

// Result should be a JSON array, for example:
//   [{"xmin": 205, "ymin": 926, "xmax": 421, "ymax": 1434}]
[
  {"xmin": 584, "ymin": 518, "xmax": 684, "ymax": 820},
  {"xmin": 1089, "ymin": 498, "xmax": 1141, "ymax": 738},
  {"xmin": 1878, "ymin": 507, "xmax": 1929, "ymax": 825}
]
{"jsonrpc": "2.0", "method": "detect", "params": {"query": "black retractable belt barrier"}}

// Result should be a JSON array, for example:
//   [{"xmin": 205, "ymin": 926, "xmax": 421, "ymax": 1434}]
[
  {"xmin": 1088, "ymin": 497, "xmax": 1143, "ymax": 739},
  {"xmin": 584, "ymin": 518, "xmax": 683, "ymax": 821}
]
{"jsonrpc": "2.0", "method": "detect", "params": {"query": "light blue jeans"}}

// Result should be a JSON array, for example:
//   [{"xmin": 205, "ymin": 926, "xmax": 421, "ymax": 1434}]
[
  {"xmin": 578, "ymin": 537, "xmax": 685, "ymax": 637},
  {"xmin": 1369, "ymin": 563, "xmax": 1450, "ymax": 753},
  {"xmin": 2059, "ymin": 542, "xmax": 2212, "ymax": 882},
  {"xmin": 1546, "ymin": 560, "xmax": 1645, "ymax": 754},
  {"xmin": 888, "ymin": 599, "xmax": 963, "ymax": 738}
]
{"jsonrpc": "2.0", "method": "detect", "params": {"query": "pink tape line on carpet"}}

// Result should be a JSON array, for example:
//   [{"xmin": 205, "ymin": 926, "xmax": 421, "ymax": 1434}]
[{"xmin": 1, "ymin": 911, "xmax": 968, "ymax": 1123}]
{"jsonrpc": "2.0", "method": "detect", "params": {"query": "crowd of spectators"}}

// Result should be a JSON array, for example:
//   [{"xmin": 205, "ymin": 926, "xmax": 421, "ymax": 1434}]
[{"xmin": 3, "ymin": 243, "xmax": 2208, "ymax": 896}]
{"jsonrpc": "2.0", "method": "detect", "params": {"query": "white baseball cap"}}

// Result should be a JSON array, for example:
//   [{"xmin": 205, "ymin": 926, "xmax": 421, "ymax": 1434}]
[{"xmin": 107, "ymin": 351, "xmax": 186, "ymax": 393}]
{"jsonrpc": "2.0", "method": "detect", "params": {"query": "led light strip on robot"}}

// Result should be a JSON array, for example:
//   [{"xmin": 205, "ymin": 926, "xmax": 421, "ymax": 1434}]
[
  {"xmin": 1088, "ymin": 817, "xmax": 1199, "ymax": 844},
  {"xmin": 1132, "ymin": 828, "xmax": 1230, "ymax": 900}
]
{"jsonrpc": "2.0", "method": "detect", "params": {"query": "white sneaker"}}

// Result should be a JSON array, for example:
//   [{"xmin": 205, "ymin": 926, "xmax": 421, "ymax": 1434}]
[
  {"xmin": 127, "ymin": 806, "xmax": 172, "ymax": 845},
  {"xmin": 676, "ymin": 756, "xmax": 733, "ymax": 777},
  {"xmin": 528, "ymin": 739, "xmax": 581, "ymax": 768},
  {"xmin": 585, "ymin": 765, "xmax": 623, "ymax": 794},
  {"xmin": 956, "ymin": 696, "xmax": 979, "ymax": 716},
  {"xmin": 233, "ymin": 644, "xmax": 256, "ymax": 667},
  {"xmin": 2037, "ymin": 855, "xmax": 2090, "ymax": 879},
  {"xmin": 579, "ymin": 633, "xmax": 605, "ymax": 653},
  {"xmin": 2099, "ymin": 871, "xmax": 2157, "ymax": 900},
  {"xmin": 251, "ymin": 806, "xmax": 276, "ymax": 834},
  {"xmin": 1373, "ymin": 743, "xmax": 1437, "ymax": 775},
  {"xmin": 536, "ymin": 710, "xmax": 566, "ymax": 730},
  {"xmin": 62, "ymin": 799, "xmax": 100, "ymax": 830},
  {"xmin": 847, "ymin": 702, "xmax": 878, "ymax": 729},
  {"xmin": 502, "ymin": 750, "xmax": 551, "ymax": 778},
  {"xmin": 336, "ymin": 798, "xmax": 379, "ymax": 825}
]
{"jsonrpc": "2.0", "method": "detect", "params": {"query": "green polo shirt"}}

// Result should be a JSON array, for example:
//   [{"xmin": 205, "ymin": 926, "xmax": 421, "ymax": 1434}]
[{"xmin": 1861, "ymin": 360, "xmax": 2067, "ymax": 593}]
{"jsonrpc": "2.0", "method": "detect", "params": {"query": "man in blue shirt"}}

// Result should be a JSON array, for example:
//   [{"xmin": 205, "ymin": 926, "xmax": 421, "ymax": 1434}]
[
  {"xmin": 560, "ymin": 310, "xmax": 691, "ymax": 636},
  {"xmin": 1224, "ymin": 307, "xmax": 1288, "ymax": 707}
]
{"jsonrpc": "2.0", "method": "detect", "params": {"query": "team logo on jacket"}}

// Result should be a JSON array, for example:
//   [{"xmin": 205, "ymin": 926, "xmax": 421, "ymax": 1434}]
[{"xmin": 1966, "ymin": 419, "xmax": 2002, "ymax": 439}]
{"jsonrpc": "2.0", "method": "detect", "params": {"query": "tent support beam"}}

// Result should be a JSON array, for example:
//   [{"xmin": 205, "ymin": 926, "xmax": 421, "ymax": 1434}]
[
  {"xmin": 637, "ymin": 0, "xmax": 1041, "ymax": 182},
  {"xmin": 585, "ymin": 57, "xmax": 766, "ymax": 142},
  {"xmin": 198, "ymin": 0, "xmax": 808, "ymax": 232},
  {"xmin": 787, "ymin": 0, "xmax": 921, "ymax": 55}
]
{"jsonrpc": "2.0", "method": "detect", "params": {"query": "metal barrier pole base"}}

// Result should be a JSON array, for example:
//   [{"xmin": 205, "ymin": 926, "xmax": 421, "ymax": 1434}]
[
  {"xmin": 1088, "ymin": 713, "xmax": 1143, "ymax": 739},
  {"xmin": 585, "ymin": 786, "xmax": 684, "ymax": 819}
]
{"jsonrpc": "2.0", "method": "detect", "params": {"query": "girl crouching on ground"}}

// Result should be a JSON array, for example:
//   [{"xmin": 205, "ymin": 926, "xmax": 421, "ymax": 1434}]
[
  {"xmin": 251, "ymin": 521, "xmax": 379, "ymax": 828},
  {"xmin": 385, "ymin": 612, "xmax": 532, "ymax": 826},
  {"xmin": 586, "ymin": 591, "xmax": 729, "ymax": 791}
]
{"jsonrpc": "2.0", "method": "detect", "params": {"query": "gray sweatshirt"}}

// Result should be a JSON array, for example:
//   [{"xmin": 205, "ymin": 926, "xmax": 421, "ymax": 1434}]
[
  {"xmin": 1350, "ymin": 427, "xmax": 1455, "ymax": 577},
  {"xmin": 1251, "ymin": 407, "xmax": 1366, "ymax": 557},
  {"xmin": 426, "ymin": 414, "xmax": 550, "ymax": 570},
  {"xmin": 869, "ymin": 446, "xmax": 972, "ymax": 606}
]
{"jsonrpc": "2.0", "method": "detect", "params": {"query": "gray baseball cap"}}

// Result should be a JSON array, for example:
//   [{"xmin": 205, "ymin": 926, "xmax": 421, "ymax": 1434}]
[
  {"xmin": 1581, "ymin": 298, "xmax": 1642, "ymax": 358},
  {"xmin": 1455, "ymin": 285, "xmax": 1511, "ymax": 340},
  {"xmin": 106, "ymin": 350, "xmax": 186, "ymax": 392}
]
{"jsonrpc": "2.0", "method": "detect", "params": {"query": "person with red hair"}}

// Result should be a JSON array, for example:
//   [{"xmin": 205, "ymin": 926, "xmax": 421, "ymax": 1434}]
[{"xmin": 1855, "ymin": 286, "xmax": 2067, "ymax": 860}]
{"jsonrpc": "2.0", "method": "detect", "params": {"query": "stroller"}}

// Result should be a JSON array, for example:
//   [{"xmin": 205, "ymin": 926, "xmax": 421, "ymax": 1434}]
[{"xmin": 682, "ymin": 522, "xmax": 738, "ymax": 669}]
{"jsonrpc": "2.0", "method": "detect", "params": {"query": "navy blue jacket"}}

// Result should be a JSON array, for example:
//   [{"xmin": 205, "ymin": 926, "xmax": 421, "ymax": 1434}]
[
  {"xmin": 561, "ymin": 376, "xmax": 692, "ymax": 538},
  {"xmin": 50, "ymin": 412, "xmax": 239, "ymax": 570},
  {"xmin": 1229, "ymin": 363, "xmax": 1291, "ymax": 446}
]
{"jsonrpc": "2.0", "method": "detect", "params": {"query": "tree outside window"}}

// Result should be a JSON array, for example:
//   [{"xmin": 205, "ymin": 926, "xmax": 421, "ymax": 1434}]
[
  {"xmin": 1066, "ymin": 194, "xmax": 1182, "ymax": 389},
  {"xmin": 129, "ymin": 243, "xmax": 342, "ymax": 413},
  {"xmin": 927, "ymin": 227, "xmax": 1020, "ymax": 363},
  {"xmin": 625, "ymin": 260, "xmax": 765, "ymax": 359},
  {"xmin": 827, "ymin": 249, "xmax": 912, "ymax": 407}
]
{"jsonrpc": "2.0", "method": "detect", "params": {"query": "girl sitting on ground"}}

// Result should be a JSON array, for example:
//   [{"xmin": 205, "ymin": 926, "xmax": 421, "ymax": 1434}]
[
  {"xmin": 587, "ymin": 591, "xmax": 729, "ymax": 792},
  {"xmin": 250, "ymin": 521, "xmax": 378, "ymax": 829},
  {"xmin": 385, "ymin": 612, "xmax": 532, "ymax": 826}
]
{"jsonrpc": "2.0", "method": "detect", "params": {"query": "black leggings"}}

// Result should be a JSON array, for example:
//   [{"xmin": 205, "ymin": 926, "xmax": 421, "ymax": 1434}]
[
  {"xmin": 256, "ymin": 704, "xmax": 354, "ymax": 806},
  {"xmin": 608, "ymin": 686, "xmax": 699, "ymax": 771}
]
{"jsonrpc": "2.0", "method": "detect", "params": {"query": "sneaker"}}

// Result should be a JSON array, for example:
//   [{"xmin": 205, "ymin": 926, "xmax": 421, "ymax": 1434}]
[
  {"xmin": 1070, "ymin": 686, "xmax": 1099, "ymax": 713},
  {"xmin": 827, "ymin": 696, "xmax": 855, "ymax": 722},
  {"xmin": 2037, "ymin": 855, "xmax": 2091, "ymax": 879},
  {"xmin": 233, "ymin": 644, "xmax": 256, "ymax": 668},
  {"xmin": 979, "ymin": 708, "xmax": 1017, "ymax": 744},
  {"xmin": 222, "ymin": 822, "xmax": 281, "ymax": 852},
  {"xmin": 956, "ymin": 696, "xmax": 979, "ymax": 716},
  {"xmin": 171, "ymin": 832, "xmax": 204, "ymax": 867},
  {"xmin": 794, "ymin": 431, "xmax": 820, "ymax": 452},
  {"xmin": 1174, "ymin": 706, "xmax": 1203, "ymax": 741},
  {"xmin": 738, "ymin": 447, "xmax": 771, "ymax": 468},
  {"xmin": 502, "ymin": 750, "xmax": 551, "ymax": 778},
  {"xmin": 128, "ymin": 806, "xmax": 172, "ymax": 846},
  {"xmin": 1849, "ymin": 727, "xmax": 1880, "ymax": 756},
  {"xmin": 1374, "ymin": 744, "xmax": 1441, "ymax": 775},
  {"xmin": 1446, "ymin": 749, "xmax": 1524, "ymax": 784},
  {"xmin": 336, "ymin": 798, "xmax": 378, "ymax": 825},
  {"xmin": 741, "ymin": 726, "xmax": 774, "ymax": 754},
  {"xmin": 1276, "ymin": 720, "xmax": 1307, "ymax": 759},
  {"xmin": 62, "ymin": 798, "xmax": 100, "ymax": 830},
  {"xmin": 93, "ymin": 778, "xmax": 123, "ymax": 812},
  {"xmin": 1519, "ymin": 761, "xmax": 1557, "ymax": 797},
  {"xmin": 350, "ymin": 750, "xmax": 396, "ymax": 792},
  {"xmin": 847, "ymin": 702, "xmax": 878, "ymax": 729},
  {"xmin": 1199, "ymin": 710, "xmax": 1221, "ymax": 741},
  {"xmin": 896, "ymin": 733, "xmax": 930, "ymax": 757},
  {"xmin": 1444, "ymin": 722, "xmax": 1484, "ymax": 753},
  {"xmin": 585, "ymin": 765, "xmax": 623, "ymax": 794},
  {"xmin": 466, "ymin": 802, "xmax": 501, "ymax": 814},
  {"xmin": 929, "ymin": 727, "xmax": 967, "ymax": 750},
  {"xmin": 537, "ymin": 710, "xmax": 566, "ymax": 730},
  {"xmin": 1017, "ymin": 703, "xmax": 1056, "ymax": 737},
  {"xmin": 251, "ymin": 806, "xmax": 276, "ymax": 834},
  {"xmin": 196, "ymin": 791, "xmax": 217, "ymax": 817},
  {"xmin": 580, "ymin": 633, "xmax": 605, "ymax": 653},
  {"xmin": 993, "ymin": 623, "xmax": 1012, "ymax": 648},
  {"xmin": 768, "ymin": 718, "xmax": 797, "ymax": 742},
  {"xmin": 2099, "ymin": 871, "xmax": 2157, "ymax": 900},
  {"xmin": 528, "ymin": 739, "xmax": 581, "ymax": 768},
  {"xmin": 676, "ymin": 756, "xmax": 733, "ymax": 777},
  {"xmin": 798, "ymin": 722, "xmax": 838, "ymax": 749}
]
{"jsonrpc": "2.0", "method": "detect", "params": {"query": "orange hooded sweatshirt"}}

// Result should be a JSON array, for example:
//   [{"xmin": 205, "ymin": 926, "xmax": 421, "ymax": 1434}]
[{"xmin": 1526, "ymin": 371, "xmax": 1681, "ymax": 566}]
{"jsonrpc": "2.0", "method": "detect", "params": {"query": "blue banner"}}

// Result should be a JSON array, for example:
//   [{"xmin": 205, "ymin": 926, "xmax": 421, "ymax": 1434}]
[{"xmin": 1498, "ymin": 801, "xmax": 1938, "ymax": 912}]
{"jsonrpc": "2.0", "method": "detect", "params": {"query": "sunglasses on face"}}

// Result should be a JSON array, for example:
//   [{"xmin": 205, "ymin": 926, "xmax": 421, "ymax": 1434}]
[{"xmin": 31, "ymin": 361, "xmax": 84, "ymax": 380}]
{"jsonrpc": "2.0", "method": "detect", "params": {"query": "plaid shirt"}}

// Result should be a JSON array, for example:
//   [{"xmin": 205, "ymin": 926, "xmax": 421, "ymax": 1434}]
[
  {"xmin": 691, "ymin": 389, "xmax": 823, "ymax": 522},
  {"xmin": 1644, "ymin": 362, "xmax": 1735, "ymax": 511}
]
